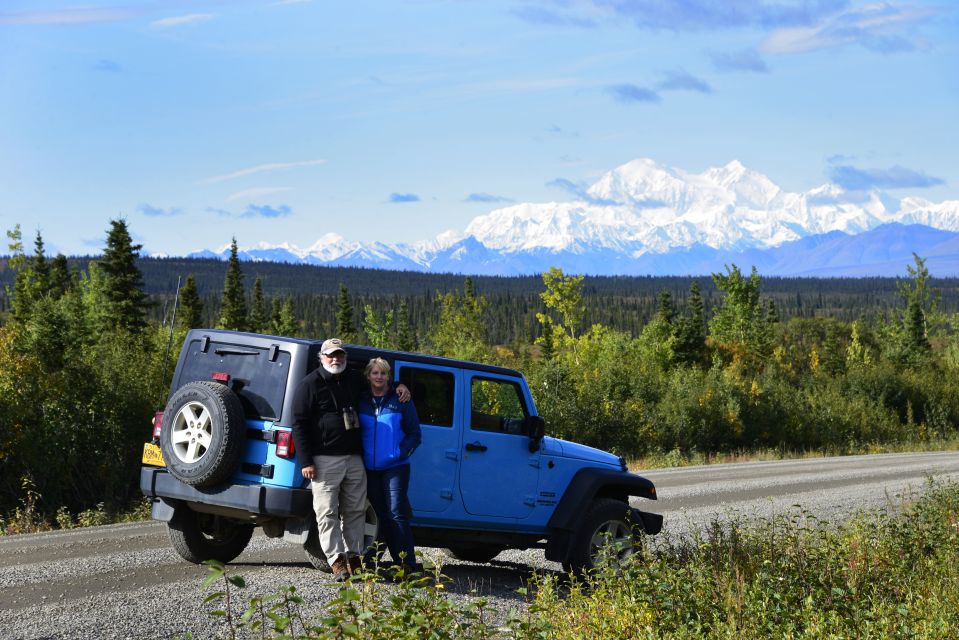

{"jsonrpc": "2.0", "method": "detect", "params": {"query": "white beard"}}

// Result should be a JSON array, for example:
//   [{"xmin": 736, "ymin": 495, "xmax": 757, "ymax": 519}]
[{"xmin": 322, "ymin": 361, "xmax": 347, "ymax": 375}]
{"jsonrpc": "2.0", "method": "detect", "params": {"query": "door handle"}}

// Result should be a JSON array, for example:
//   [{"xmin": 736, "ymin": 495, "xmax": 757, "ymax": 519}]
[{"xmin": 465, "ymin": 441, "xmax": 488, "ymax": 452}]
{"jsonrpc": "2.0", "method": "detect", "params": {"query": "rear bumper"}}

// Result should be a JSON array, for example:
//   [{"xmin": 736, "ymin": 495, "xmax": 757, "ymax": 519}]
[{"xmin": 140, "ymin": 467, "xmax": 313, "ymax": 519}]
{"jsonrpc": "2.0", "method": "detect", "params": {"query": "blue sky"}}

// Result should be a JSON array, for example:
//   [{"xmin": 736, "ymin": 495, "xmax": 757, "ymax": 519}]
[{"xmin": 1, "ymin": 0, "xmax": 956, "ymax": 256}]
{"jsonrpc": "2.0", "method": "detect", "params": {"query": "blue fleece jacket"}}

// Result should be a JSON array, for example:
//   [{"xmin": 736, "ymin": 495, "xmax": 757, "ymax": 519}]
[{"xmin": 358, "ymin": 389, "xmax": 422, "ymax": 470}]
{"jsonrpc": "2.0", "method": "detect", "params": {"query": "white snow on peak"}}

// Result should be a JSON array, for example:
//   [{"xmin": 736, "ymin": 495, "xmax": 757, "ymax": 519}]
[{"xmin": 218, "ymin": 157, "xmax": 959, "ymax": 272}]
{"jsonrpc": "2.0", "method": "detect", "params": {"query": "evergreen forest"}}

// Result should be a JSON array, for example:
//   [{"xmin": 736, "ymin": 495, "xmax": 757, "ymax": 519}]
[{"xmin": 2, "ymin": 221, "xmax": 959, "ymax": 529}]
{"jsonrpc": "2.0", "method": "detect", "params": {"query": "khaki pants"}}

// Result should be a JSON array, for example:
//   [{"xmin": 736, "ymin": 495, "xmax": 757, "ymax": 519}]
[{"xmin": 310, "ymin": 454, "xmax": 368, "ymax": 564}]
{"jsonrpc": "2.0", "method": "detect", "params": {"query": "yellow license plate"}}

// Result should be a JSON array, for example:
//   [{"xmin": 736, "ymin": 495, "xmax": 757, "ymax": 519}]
[{"xmin": 142, "ymin": 442, "xmax": 166, "ymax": 467}]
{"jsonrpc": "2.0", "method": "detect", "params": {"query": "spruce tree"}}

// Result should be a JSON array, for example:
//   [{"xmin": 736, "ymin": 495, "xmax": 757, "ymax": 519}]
[
  {"xmin": 656, "ymin": 290, "xmax": 675, "ymax": 325},
  {"xmin": 100, "ymin": 218, "xmax": 148, "ymax": 333},
  {"xmin": 270, "ymin": 298, "xmax": 283, "ymax": 335},
  {"xmin": 5, "ymin": 224, "xmax": 34, "ymax": 323},
  {"xmin": 396, "ymin": 299, "xmax": 417, "ymax": 351},
  {"xmin": 674, "ymin": 280, "xmax": 707, "ymax": 366},
  {"xmin": 688, "ymin": 279, "xmax": 705, "ymax": 338},
  {"xmin": 335, "ymin": 284, "xmax": 356, "ymax": 342},
  {"xmin": 48, "ymin": 254, "xmax": 73, "ymax": 299},
  {"xmin": 275, "ymin": 297, "xmax": 298, "ymax": 336},
  {"xmin": 217, "ymin": 238, "xmax": 247, "ymax": 331},
  {"xmin": 248, "ymin": 276, "xmax": 268, "ymax": 333},
  {"xmin": 31, "ymin": 230, "xmax": 51, "ymax": 298},
  {"xmin": 179, "ymin": 275, "xmax": 204, "ymax": 329},
  {"xmin": 898, "ymin": 254, "xmax": 936, "ymax": 360}
]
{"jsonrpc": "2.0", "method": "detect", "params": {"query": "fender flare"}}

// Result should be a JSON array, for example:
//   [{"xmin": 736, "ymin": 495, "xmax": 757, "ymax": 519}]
[
  {"xmin": 545, "ymin": 467, "xmax": 660, "ymax": 563},
  {"xmin": 548, "ymin": 467, "xmax": 657, "ymax": 531}
]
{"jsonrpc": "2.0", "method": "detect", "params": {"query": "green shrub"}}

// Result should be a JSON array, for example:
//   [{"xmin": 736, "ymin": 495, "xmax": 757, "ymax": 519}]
[{"xmin": 194, "ymin": 481, "xmax": 959, "ymax": 639}]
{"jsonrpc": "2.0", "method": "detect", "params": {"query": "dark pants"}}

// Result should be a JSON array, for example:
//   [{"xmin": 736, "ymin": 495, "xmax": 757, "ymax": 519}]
[{"xmin": 366, "ymin": 464, "xmax": 417, "ymax": 565}]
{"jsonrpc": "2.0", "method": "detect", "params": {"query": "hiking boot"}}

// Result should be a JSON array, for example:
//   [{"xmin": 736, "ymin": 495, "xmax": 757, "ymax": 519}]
[
  {"xmin": 348, "ymin": 554, "xmax": 362, "ymax": 575},
  {"xmin": 331, "ymin": 554, "xmax": 350, "ymax": 582}
]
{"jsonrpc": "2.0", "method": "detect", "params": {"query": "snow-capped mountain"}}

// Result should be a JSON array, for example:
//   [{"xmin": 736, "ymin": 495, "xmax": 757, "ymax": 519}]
[{"xmin": 189, "ymin": 158, "xmax": 959, "ymax": 276}]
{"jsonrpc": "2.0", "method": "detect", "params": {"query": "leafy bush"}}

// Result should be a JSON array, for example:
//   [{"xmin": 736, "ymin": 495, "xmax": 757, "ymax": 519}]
[{"xmin": 194, "ymin": 481, "xmax": 959, "ymax": 638}]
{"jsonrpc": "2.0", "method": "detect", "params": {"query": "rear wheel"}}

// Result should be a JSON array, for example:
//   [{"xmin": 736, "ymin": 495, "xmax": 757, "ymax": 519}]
[
  {"xmin": 302, "ymin": 501, "xmax": 380, "ymax": 571},
  {"xmin": 446, "ymin": 543, "xmax": 506, "ymax": 564},
  {"xmin": 167, "ymin": 507, "xmax": 254, "ymax": 564},
  {"xmin": 562, "ymin": 498, "xmax": 641, "ymax": 574}
]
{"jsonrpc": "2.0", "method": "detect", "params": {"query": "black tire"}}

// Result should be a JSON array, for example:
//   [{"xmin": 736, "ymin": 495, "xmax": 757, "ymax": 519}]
[
  {"xmin": 302, "ymin": 501, "xmax": 380, "ymax": 571},
  {"xmin": 303, "ymin": 526, "xmax": 332, "ymax": 572},
  {"xmin": 446, "ymin": 544, "xmax": 506, "ymax": 564},
  {"xmin": 562, "ymin": 498, "xmax": 641, "ymax": 574},
  {"xmin": 160, "ymin": 381, "xmax": 246, "ymax": 487},
  {"xmin": 167, "ymin": 506, "xmax": 254, "ymax": 564}
]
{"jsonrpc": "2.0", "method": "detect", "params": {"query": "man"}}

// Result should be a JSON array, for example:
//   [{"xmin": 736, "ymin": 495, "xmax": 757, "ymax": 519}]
[{"xmin": 291, "ymin": 338, "xmax": 410, "ymax": 581}]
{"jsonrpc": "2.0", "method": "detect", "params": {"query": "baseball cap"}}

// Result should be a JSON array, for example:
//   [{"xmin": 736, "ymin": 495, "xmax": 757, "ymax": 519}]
[{"xmin": 320, "ymin": 338, "xmax": 347, "ymax": 355}]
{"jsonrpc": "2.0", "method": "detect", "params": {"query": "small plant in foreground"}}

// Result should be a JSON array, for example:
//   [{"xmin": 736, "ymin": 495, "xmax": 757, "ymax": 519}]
[{"xmin": 194, "ymin": 480, "xmax": 959, "ymax": 639}]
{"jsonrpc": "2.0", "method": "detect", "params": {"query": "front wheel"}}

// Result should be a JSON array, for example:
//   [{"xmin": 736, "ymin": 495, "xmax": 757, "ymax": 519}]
[
  {"xmin": 167, "ymin": 506, "xmax": 254, "ymax": 564},
  {"xmin": 562, "ymin": 498, "xmax": 641, "ymax": 575}
]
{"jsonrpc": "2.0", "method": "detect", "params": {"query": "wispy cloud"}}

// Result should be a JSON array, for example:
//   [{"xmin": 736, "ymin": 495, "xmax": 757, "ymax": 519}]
[
  {"xmin": 547, "ymin": 178, "xmax": 620, "ymax": 206},
  {"xmin": 151, "ymin": 13, "xmax": 214, "ymax": 29},
  {"xmin": 94, "ymin": 59, "xmax": 122, "ymax": 73},
  {"xmin": 606, "ymin": 84, "xmax": 660, "ymax": 104},
  {"xmin": 200, "ymin": 159, "xmax": 326, "ymax": 184},
  {"xmin": 829, "ymin": 164, "xmax": 945, "ymax": 190},
  {"xmin": 0, "ymin": 7, "xmax": 136, "ymax": 25},
  {"xmin": 389, "ymin": 193, "xmax": 420, "ymax": 203},
  {"xmin": 465, "ymin": 193, "xmax": 513, "ymax": 204},
  {"xmin": 226, "ymin": 187, "xmax": 292, "ymax": 202},
  {"xmin": 208, "ymin": 204, "xmax": 293, "ymax": 218},
  {"xmin": 761, "ymin": 3, "xmax": 934, "ymax": 55},
  {"xmin": 242, "ymin": 204, "xmax": 291, "ymax": 218},
  {"xmin": 658, "ymin": 70, "xmax": 712, "ymax": 93},
  {"xmin": 710, "ymin": 48, "xmax": 769, "ymax": 73},
  {"xmin": 545, "ymin": 124, "xmax": 580, "ymax": 138},
  {"xmin": 568, "ymin": 0, "xmax": 847, "ymax": 31},
  {"xmin": 138, "ymin": 204, "xmax": 183, "ymax": 217},
  {"xmin": 512, "ymin": 5, "xmax": 598, "ymax": 28}
]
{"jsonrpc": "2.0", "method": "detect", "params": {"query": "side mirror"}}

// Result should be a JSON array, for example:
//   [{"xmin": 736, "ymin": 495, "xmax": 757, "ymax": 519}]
[{"xmin": 525, "ymin": 415, "xmax": 546, "ymax": 452}]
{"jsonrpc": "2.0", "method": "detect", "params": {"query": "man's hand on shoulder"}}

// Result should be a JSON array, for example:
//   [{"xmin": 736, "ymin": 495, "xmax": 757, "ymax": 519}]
[{"xmin": 396, "ymin": 383, "xmax": 411, "ymax": 402}]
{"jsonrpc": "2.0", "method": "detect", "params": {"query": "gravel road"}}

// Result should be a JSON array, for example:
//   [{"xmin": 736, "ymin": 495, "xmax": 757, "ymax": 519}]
[{"xmin": 3, "ymin": 451, "xmax": 959, "ymax": 639}]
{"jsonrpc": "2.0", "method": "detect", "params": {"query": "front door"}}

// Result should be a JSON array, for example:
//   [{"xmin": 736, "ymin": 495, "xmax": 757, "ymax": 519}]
[{"xmin": 458, "ymin": 373, "xmax": 539, "ymax": 518}]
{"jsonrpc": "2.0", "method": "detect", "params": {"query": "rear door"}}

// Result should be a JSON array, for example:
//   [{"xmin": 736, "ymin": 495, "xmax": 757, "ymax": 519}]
[
  {"xmin": 458, "ymin": 372, "xmax": 540, "ymax": 518},
  {"xmin": 396, "ymin": 362, "xmax": 461, "ymax": 513}
]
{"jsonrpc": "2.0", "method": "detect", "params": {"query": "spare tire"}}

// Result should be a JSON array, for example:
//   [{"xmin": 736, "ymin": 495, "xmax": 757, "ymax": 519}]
[{"xmin": 160, "ymin": 380, "xmax": 246, "ymax": 487}]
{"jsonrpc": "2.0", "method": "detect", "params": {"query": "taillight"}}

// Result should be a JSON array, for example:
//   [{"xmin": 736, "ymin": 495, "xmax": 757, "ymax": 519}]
[
  {"xmin": 275, "ymin": 430, "xmax": 295, "ymax": 459},
  {"xmin": 212, "ymin": 371, "xmax": 230, "ymax": 383},
  {"xmin": 151, "ymin": 411, "xmax": 164, "ymax": 440}
]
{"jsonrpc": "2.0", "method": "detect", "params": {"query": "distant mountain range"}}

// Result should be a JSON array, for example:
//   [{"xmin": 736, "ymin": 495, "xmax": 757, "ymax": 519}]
[{"xmin": 187, "ymin": 158, "xmax": 959, "ymax": 277}]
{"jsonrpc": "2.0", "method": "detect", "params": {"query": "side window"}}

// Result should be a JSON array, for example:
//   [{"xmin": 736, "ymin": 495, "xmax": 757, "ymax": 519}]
[
  {"xmin": 470, "ymin": 377, "xmax": 528, "ymax": 434},
  {"xmin": 398, "ymin": 366, "xmax": 455, "ymax": 428}
]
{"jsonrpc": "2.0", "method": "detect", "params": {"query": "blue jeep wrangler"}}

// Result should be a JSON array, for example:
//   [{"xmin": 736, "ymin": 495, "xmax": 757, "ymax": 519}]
[{"xmin": 141, "ymin": 329, "xmax": 661, "ymax": 573}]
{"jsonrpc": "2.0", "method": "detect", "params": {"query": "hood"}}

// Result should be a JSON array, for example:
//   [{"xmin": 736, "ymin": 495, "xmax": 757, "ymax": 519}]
[{"xmin": 543, "ymin": 437, "xmax": 623, "ymax": 469}]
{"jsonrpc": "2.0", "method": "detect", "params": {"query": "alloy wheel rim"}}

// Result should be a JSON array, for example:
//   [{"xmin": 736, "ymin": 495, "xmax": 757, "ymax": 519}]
[{"xmin": 170, "ymin": 401, "xmax": 213, "ymax": 464}]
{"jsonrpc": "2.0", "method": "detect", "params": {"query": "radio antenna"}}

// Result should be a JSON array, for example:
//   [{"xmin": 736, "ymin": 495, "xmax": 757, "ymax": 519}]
[{"xmin": 165, "ymin": 275, "xmax": 182, "ymax": 369}]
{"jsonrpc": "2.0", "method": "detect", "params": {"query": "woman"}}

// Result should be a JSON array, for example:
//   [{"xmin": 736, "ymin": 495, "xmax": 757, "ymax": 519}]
[{"xmin": 358, "ymin": 357, "xmax": 422, "ymax": 573}]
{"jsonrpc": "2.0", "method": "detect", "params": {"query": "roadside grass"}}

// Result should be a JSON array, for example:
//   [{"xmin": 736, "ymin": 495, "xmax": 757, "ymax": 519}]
[
  {"xmin": 632, "ymin": 436, "xmax": 959, "ymax": 469},
  {"xmin": 0, "ymin": 483, "xmax": 151, "ymax": 535},
  {"xmin": 193, "ymin": 480, "xmax": 959, "ymax": 639},
  {"xmin": 4, "ymin": 438, "xmax": 959, "ymax": 535}
]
